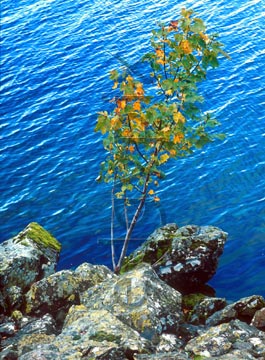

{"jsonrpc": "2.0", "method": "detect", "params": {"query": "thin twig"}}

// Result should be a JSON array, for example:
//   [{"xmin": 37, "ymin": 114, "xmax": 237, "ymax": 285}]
[{"xmin": 111, "ymin": 184, "xmax": 116, "ymax": 270}]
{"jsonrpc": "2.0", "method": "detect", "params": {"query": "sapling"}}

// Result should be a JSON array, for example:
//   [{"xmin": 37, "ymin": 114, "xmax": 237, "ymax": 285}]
[{"xmin": 95, "ymin": 8, "xmax": 229, "ymax": 273}]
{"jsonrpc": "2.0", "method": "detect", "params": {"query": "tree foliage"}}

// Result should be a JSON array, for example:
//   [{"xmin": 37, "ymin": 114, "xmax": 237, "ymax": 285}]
[{"xmin": 95, "ymin": 8, "xmax": 229, "ymax": 273}]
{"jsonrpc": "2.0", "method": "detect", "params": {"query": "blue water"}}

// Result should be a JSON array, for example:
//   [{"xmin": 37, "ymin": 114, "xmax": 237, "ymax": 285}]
[{"xmin": 1, "ymin": 0, "xmax": 264, "ymax": 301}]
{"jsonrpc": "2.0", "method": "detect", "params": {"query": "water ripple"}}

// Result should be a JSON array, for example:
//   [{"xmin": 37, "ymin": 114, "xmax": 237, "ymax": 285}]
[{"xmin": 1, "ymin": 0, "xmax": 264, "ymax": 300}]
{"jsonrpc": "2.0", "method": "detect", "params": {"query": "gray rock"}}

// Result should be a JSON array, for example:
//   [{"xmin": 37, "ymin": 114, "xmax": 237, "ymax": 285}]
[
  {"xmin": 190, "ymin": 297, "xmax": 227, "ymax": 324},
  {"xmin": 206, "ymin": 295, "xmax": 265, "ymax": 327},
  {"xmin": 134, "ymin": 352, "xmax": 190, "ymax": 359},
  {"xmin": 25, "ymin": 270, "xmax": 82, "ymax": 316},
  {"xmin": 155, "ymin": 333, "xmax": 184, "ymax": 353},
  {"xmin": 185, "ymin": 319, "xmax": 265, "ymax": 358},
  {"xmin": 80, "ymin": 264, "xmax": 183, "ymax": 340},
  {"xmin": 25, "ymin": 263, "xmax": 114, "ymax": 317},
  {"xmin": 121, "ymin": 224, "xmax": 227, "ymax": 293},
  {"xmin": 53, "ymin": 307, "xmax": 152, "ymax": 358},
  {"xmin": 18, "ymin": 342, "xmax": 59, "ymax": 359},
  {"xmin": 208, "ymin": 349, "xmax": 257, "ymax": 359},
  {"xmin": 251, "ymin": 307, "xmax": 265, "ymax": 329},
  {"xmin": 0, "ymin": 314, "xmax": 57, "ymax": 355},
  {"xmin": 0, "ymin": 222, "xmax": 61, "ymax": 314},
  {"xmin": 74, "ymin": 262, "xmax": 114, "ymax": 292}
]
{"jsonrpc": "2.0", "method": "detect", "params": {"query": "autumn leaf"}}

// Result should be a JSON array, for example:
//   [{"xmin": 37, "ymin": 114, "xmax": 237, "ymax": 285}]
[
  {"xmin": 122, "ymin": 128, "xmax": 131, "ymax": 138},
  {"xmin": 156, "ymin": 59, "xmax": 166, "ymax": 65},
  {"xmin": 110, "ymin": 116, "xmax": 122, "ymax": 130},
  {"xmin": 133, "ymin": 100, "xmax": 141, "ymax": 111},
  {"xmin": 200, "ymin": 32, "xmax": 210, "ymax": 44},
  {"xmin": 180, "ymin": 40, "xmax": 193, "ymax": 54},
  {"xmin": 161, "ymin": 126, "xmax": 171, "ymax": 132},
  {"xmin": 173, "ymin": 111, "xmax": 186, "ymax": 124},
  {"xmin": 148, "ymin": 189, "xmax": 155, "ymax": 195},
  {"xmin": 173, "ymin": 133, "xmax": 184, "ymax": 144},
  {"xmin": 135, "ymin": 84, "xmax": 144, "ymax": 96},
  {"xmin": 117, "ymin": 99, "xmax": 127, "ymax": 110},
  {"xmin": 169, "ymin": 20, "xmax": 178, "ymax": 29},
  {"xmin": 160, "ymin": 153, "xmax": 170, "ymax": 164},
  {"xmin": 169, "ymin": 149, "xmax": 177, "ymax": 156},
  {"xmin": 128, "ymin": 145, "xmax": 135, "ymax": 153},
  {"xmin": 126, "ymin": 75, "xmax": 134, "ymax": 82},
  {"xmin": 154, "ymin": 196, "xmax": 160, "ymax": 202},
  {"xmin": 155, "ymin": 48, "xmax": 164, "ymax": 58},
  {"xmin": 112, "ymin": 81, "xmax": 119, "ymax": 89},
  {"xmin": 165, "ymin": 89, "xmax": 173, "ymax": 96}
]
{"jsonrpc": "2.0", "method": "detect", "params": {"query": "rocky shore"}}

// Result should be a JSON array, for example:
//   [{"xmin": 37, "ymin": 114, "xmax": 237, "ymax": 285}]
[{"xmin": 0, "ymin": 222, "xmax": 264, "ymax": 359}]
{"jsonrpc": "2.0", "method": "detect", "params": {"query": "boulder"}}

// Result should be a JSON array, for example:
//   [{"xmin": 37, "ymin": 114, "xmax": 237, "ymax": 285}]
[
  {"xmin": 190, "ymin": 296, "xmax": 227, "ymax": 325},
  {"xmin": 0, "ymin": 222, "xmax": 61, "ymax": 314},
  {"xmin": 185, "ymin": 319, "xmax": 265, "ymax": 358},
  {"xmin": 80, "ymin": 263, "xmax": 183, "ymax": 340},
  {"xmin": 25, "ymin": 262, "xmax": 114, "ymax": 318},
  {"xmin": 251, "ymin": 307, "xmax": 265, "ymax": 330},
  {"xmin": 54, "ymin": 307, "xmax": 152, "ymax": 359},
  {"xmin": 121, "ymin": 224, "xmax": 227, "ymax": 293},
  {"xmin": 206, "ymin": 295, "xmax": 265, "ymax": 327}
]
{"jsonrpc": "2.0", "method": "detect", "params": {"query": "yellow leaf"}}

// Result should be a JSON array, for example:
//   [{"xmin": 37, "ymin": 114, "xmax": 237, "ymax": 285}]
[
  {"xmin": 120, "ymin": 99, "xmax": 127, "ymax": 109},
  {"xmin": 169, "ymin": 149, "xmax": 177, "ymax": 156},
  {"xmin": 126, "ymin": 75, "xmax": 134, "ymax": 82},
  {"xmin": 122, "ymin": 129, "xmax": 131, "ymax": 138},
  {"xmin": 180, "ymin": 40, "xmax": 192, "ymax": 54},
  {"xmin": 110, "ymin": 116, "xmax": 122, "ymax": 130},
  {"xmin": 155, "ymin": 48, "xmax": 164, "ymax": 58},
  {"xmin": 173, "ymin": 133, "xmax": 184, "ymax": 144},
  {"xmin": 134, "ymin": 118, "xmax": 146, "ymax": 131},
  {"xmin": 133, "ymin": 100, "xmax": 141, "ymax": 111},
  {"xmin": 173, "ymin": 111, "xmax": 185, "ymax": 124},
  {"xmin": 154, "ymin": 196, "xmax": 160, "ymax": 202},
  {"xmin": 200, "ymin": 32, "xmax": 210, "ymax": 44},
  {"xmin": 112, "ymin": 81, "xmax": 119, "ymax": 89},
  {"xmin": 161, "ymin": 126, "xmax": 170, "ymax": 132},
  {"xmin": 165, "ymin": 89, "xmax": 173, "ymax": 96},
  {"xmin": 148, "ymin": 189, "xmax": 155, "ymax": 195},
  {"xmin": 160, "ymin": 153, "xmax": 170, "ymax": 164},
  {"xmin": 156, "ymin": 59, "xmax": 166, "ymax": 65}
]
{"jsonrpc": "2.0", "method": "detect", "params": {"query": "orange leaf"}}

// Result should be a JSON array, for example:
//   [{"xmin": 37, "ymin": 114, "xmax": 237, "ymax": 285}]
[
  {"xmin": 156, "ymin": 59, "xmax": 166, "ymax": 65},
  {"xmin": 173, "ymin": 133, "xmax": 184, "ymax": 144},
  {"xmin": 135, "ymin": 84, "xmax": 144, "ymax": 96},
  {"xmin": 180, "ymin": 40, "xmax": 192, "ymax": 54},
  {"xmin": 128, "ymin": 145, "xmax": 135, "ymax": 153},
  {"xmin": 116, "ymin": 99, "xmax": 127, "ymax": 110},
  {"xmin": 155, "ymin": 48, "xmax": 164, "ymax": 58},
  {"xmin": 122, "ymin": 129, "xmax": 131, "ymax": 138},
  {"xmin": 110, "ymin": 116, "xmax": 122, "ymax": 130},
  {"xmin": 133, "ymin": 100, "xmax": 141, "ymax": 111},
  {"xmin": 154, "ymin": 196, "xmax": 160, "ymax": 202},
  {"xmin": 148, "ymin": 189, "xmax": 155, "ymax": 195}
]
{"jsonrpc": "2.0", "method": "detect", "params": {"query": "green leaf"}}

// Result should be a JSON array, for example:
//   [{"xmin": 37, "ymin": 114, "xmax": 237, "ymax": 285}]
[
  {"xmin": 191, "ymin": 18, "xmax": 206, "ymax": 33},
  {"xmin": 109, "ymin": 69, "xmax": 119, "ymax": 81}
]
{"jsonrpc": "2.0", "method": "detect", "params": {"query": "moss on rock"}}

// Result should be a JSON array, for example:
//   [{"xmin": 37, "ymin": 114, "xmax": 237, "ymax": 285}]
[{"xmin": 14, "ymin": 222, "xmax": 61, "ymax": 252}]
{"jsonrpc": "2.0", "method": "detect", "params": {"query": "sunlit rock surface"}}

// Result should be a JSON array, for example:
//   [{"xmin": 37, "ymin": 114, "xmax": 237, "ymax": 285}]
[
  {"xmin": 1, "ymin": 223, "xmax": 264, "ymax": 360},
  {"xmin": 122, "ymin": 224, "xmax": 227, "ymax": 293}
]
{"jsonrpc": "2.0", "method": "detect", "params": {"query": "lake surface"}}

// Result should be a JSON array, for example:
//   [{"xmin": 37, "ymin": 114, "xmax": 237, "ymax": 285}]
[{"xmin": 1, "ymin": 0, "xmax": 264, "ymax": 300}]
